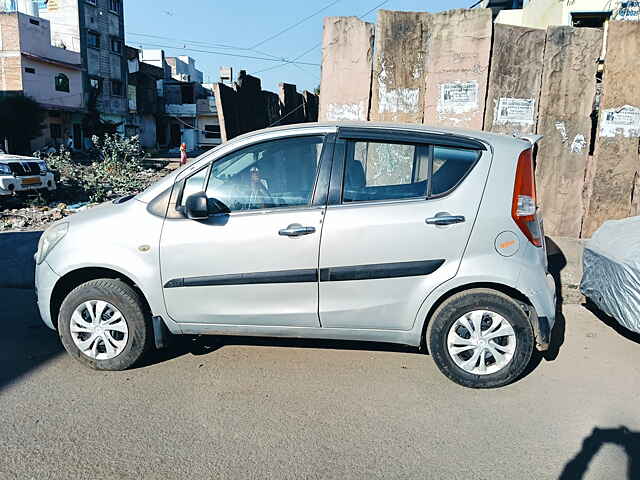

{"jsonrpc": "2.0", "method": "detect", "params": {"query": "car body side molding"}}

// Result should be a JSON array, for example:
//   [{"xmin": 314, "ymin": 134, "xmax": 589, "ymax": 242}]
[
  {"xmin": 319, "ymin": 259, "xmax": 445, "ymax": 282},
  {"xmin": 163, "ymin": 260, "xmax": 446, "ymax": 288}
]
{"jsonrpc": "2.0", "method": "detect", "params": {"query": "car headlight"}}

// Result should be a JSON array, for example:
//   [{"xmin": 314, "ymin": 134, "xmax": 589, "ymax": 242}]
[
  {"xmin": 0, "ymin": 163, "xmax": 10, "ymax": 175},
  {"xmin": 38, "ymin": 161, "xmax": 49, "ymax": 174},
  {"xmin": 36, "ymin": 222, "xmax": 68, "ymax": 265}
]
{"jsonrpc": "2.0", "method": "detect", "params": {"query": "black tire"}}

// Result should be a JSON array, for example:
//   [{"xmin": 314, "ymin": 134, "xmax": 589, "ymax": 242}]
[
  {"xmin": 427, "ymin": 288, "xmax": 534, "ymax": 389},
  {"xmin": 58, "ymin": 278, "xmax": 152, "ymax": 370}
]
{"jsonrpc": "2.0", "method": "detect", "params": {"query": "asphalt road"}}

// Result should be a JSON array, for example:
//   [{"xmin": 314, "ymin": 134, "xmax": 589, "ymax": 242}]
[{"xmin": 1, "ymin": 286, "xmax": 640, "ymax": 480}]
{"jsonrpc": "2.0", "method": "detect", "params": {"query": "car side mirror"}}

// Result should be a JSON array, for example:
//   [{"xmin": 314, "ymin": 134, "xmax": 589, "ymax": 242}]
[
  {"xmin": 207, "ymin": 197, "xmax": 231, "ymax": 215},
  {"xmin": 185, "ymin": 192, "xmax": 209, "ymax": 220},
  {"xmin": 185, "ymin": 192, "xmax": 230, "ymax": 219}
]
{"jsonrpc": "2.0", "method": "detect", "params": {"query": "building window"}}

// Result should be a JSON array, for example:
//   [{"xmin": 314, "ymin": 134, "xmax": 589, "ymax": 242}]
[
  {"xmin": 109, "ymin": 0, "xmax": 121, "ymax": 13},
  {"xmin": 204, "ymin": 125, "xmax": 221, "ymax": 139},
  {"xmin": 55, "ymin": 73, "xmax": 70, "ymax": 92},
  {"xmin": 50, "ymin": 124, "xmax": 62, "ymax": 139},
  {"xmin": 87, "ymin": 31, "xmax": 100, "ymax": 49},
  {"xmin": 111, "ymin": 79, "xmax": 123, "ymax": 96},
  {"xmin": 89, "ymin": 76, "xmax": 101, "ymax": 92},
  {"xmin": 110, "ymin": 37, "xmax": 122, "ymax": 54},
  {"xmin": 24, "ymin": 67, "xmax": 36, "ymax": 74},
  {"xmin": 36, "ymin": 1, "xmax": 48, "ymax": 9},
  {"xmin": 86, "ymin": 0, "xmax": 97, "ymax": 5},
  {"xmin": 571, "ymin": 11, "xmax": 611, "ymax": 28}
]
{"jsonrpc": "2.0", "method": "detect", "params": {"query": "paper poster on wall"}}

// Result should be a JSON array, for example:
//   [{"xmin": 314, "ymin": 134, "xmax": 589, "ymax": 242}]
[
  {"xmin": 494, "ymin": 98, "xmax": 535, "ymax": 125},
  {"xmin": 437, "ymin": 81, "xmax": 478, "ymax": 114},
  {"xmin": 45, "ymin": 0, "xmax": 59, "ymax": 10},
  {"xmin": 599, "ymin": 105, "xmax": 640, "ymax": 138}
]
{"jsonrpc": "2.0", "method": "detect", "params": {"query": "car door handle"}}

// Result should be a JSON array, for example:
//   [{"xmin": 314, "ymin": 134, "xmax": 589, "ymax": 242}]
[
  {"xmin": 278, "ymin": 224, "xmax": 316, "ymax": 237},
  {"xmin": 425, "ymin": 215, "xmax": 465, "ymax": 226}
]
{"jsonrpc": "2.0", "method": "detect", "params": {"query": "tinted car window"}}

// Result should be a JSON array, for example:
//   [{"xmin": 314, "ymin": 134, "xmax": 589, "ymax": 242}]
[
  {"xmin": 431, "ymin": 146, "xmax": 479, "ymax": 196},
  {"xmin": 204, "ymin": 136, "xmax": 324, "ymax": 212},
  {"xmin": 343, "ymin": 141, "xmax": 427, "ymax": 203}
]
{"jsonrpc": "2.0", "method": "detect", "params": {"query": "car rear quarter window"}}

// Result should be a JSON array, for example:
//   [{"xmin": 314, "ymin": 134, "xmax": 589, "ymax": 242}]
[{"xmin": 430, "ymin": 146, "xmax": 479, "ymax": 196}]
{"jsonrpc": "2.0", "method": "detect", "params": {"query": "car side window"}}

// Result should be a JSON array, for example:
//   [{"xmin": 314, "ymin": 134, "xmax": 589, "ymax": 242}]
[
  {"xmin": 180, "ymin": 166, "xmax": 208, "ymax": 204},
  {"xmin": 343, "ymin": 141, "xmax": 427, "ymax": 203},
  {"xmin": 430, "ymin": 146, "xmax": 479, "ymax": 196},
  {"xmin": 201, "ymin": 136, "xmax": 324, "ymax": 212}
]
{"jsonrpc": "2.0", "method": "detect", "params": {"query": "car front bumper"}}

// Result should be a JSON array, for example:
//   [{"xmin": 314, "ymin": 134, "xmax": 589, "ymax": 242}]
[
  {"xmin": 35, "ymin": 260, "xmax": 60, "ymax": 330},
  {"xmin": 0, "ymin": 173, "xmax": 56, "ymax": 196}
]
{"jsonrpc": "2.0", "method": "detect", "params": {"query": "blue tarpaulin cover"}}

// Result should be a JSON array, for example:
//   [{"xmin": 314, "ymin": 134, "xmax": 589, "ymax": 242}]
[{"xmin": 581, "ymin": 216, "xmax": 640, "ymax": 334}]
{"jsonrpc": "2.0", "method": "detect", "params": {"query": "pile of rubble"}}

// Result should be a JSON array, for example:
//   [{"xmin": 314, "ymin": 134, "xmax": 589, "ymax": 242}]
[
  {"xmin": 0, "ymin": 157, "xmax": 177, "ymax": 233},
  {"xmin": 0, "ymin": 202, "xmax": 91, "ymax": 232}
]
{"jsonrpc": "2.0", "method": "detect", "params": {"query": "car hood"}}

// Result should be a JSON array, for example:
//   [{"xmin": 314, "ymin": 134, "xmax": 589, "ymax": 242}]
[{"xmin": 63, "ymin": 199, "xmax": 129, "ymax": 229}]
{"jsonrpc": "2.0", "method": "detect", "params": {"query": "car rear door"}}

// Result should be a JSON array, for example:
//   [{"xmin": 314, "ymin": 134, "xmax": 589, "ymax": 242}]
[{"xmin": 318, "ymin": 128, "xmax": 491, "ymax": 331}]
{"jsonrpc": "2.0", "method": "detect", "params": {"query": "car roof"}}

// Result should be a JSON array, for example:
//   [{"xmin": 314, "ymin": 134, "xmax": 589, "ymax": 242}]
[{"xmin": 232, "ymin": 121, "xmax": 532, "ymax": 150}]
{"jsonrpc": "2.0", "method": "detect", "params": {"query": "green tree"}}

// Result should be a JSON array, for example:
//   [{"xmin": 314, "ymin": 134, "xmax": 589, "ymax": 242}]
[{"xmin": 0, "ymin": 95, "xmax": 44, "ymax": 154}]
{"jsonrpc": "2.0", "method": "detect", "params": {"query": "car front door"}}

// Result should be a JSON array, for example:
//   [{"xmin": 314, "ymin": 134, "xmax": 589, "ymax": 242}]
[
  {"xmin": 160, "ymin": 134, "xmax": 332, "ymax": 327},
  {"xmin": 319, "ymin": 129, "xmax": 491, "ymax": 331}
]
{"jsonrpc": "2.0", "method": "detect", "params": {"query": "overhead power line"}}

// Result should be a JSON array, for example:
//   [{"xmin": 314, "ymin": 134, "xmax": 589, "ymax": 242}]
[
  {"xmin": 130, "ymin": 41, "xmax": 321, "ymax": 66},
  {"xmin": 251, "ymin": 0, "xmax": 390, "ymax": 76},
  {"xmin": 249, "ymin": 0, "xmax": 341, "ymax": 50},
  {"xmin": 127, "ymin": 31, "xmax": 278, "ymax": 59}
]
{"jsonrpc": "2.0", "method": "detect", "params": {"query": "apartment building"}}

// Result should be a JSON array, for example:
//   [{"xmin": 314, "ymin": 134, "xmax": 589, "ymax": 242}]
[
  {"xmin": 0, "ymin": 10, "xmax": 84, "ymax": 151},
  {"xmin": 39, "ymin": 0, "xmax": 127, "ymax": 134},
  {"xmin": 141, "ymin": 49, "xmax": 220, "ymax": 151},
  {"xmin": 125, "ymin": 45, "xmax": 164, "ymax": 149}
]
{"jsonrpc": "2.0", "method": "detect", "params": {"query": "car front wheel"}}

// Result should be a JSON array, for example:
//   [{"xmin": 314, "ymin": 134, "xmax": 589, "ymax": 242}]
[
  {"xmin": 427, "ymin": 289, "xmax": 534, "ymax": 389},
  {"xmin": 58, "ymin": 278, "xmax": 152, "ymax": 370}
]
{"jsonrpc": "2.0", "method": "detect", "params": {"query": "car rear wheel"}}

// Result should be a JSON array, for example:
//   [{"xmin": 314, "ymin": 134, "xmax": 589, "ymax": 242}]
[
  {"xmin": 427, "ymin": 289, "xmax": 534, "ymax": 388},
  {"xmin": 58, "ymin": 279, "xmax": 152, "ymax": 370}
]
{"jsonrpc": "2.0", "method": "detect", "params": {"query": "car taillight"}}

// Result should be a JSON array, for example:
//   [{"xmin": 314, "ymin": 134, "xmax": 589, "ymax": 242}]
[{"xmin": 511, "ymin": 148, "xmax": 542, "ymax": 247}]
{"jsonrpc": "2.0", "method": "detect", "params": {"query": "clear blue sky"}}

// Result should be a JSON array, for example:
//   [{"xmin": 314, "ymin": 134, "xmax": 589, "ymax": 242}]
[{"xmin": 124, "ymin": 0, "xmax": 472, "ymax": 93}]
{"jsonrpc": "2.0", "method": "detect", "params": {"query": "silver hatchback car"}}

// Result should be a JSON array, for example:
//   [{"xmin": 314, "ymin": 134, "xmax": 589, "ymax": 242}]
[{"xmin": 35, "ymin": 122, "xmax": 555, "ymax": 388}]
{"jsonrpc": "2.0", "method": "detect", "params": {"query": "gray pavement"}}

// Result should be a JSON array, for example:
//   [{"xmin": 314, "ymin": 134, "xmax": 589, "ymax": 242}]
[{"xmin": 1, "ymin": 286, "xmax": 640, "ymax": 479}]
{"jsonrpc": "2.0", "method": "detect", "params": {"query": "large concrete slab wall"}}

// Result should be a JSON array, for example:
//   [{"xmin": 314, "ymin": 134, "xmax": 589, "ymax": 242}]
[
  {"xmin": 234, "ymin": 72, "xmax": 267, "ymax": 135},
  {"xmin": 582, "ymin": 21, "xmax": 640, "ymax": 237},
  {"xmin": 213, "ymin": 82, "xmax": 240, "ymax": 142},
  {"xmin": 213, "ymin": 75, "xmax": 316, "ymax": 141},
  {"xmin": 317, "ymin": 9, "xmax": 639, "ymax": 237},
  {"xmin": 303, "ymin": 91, "xmax": 319, "ymax": 122},
  {"xmin": 369, "ymin": 10, "xmax": 430, "ymax": 123},
  {"xmin": 423, "ymin": 8, "xmax": 492, "ymax": 130},
  {"xmin": 319, "ymin": 17, "xmax": 374, "ymax": 122},
  {"xmin": 535, "ymin": 26, "xmax": 603, "ymax": 238},
  {"xmin": 484, "ymin": 24, "xmax": 546, "ymax": 136},
  {"xmin": 279, "ymin": 83, "xmax": 305, "ymax": 125}
]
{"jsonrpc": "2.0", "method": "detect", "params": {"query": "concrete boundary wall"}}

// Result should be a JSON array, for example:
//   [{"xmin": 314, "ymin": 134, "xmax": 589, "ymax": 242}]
[
  {"xmin": 319, "ymin": 8, "xmax": 639, "ymax": 238},
  {"xmin": 214, "ymin": 72, "xmax": 318, "ymax": 142},
  {"xmin": 582, "ymin": 21, "xmax": 640, "ymax": 237},
  {"xmin": 423, "ymin": 8, "xmax": 492, "ymax": 130},
  {"xmin": 318, "ymin": 16, "xmax": 374, "ymax": 122},
  {"xmin": 369, "ymin": 10, "xmax": 430, "ymax": 123},
  {"xmin": 484, "ymin": 24, "xmax": 546, "ymax": 136},
  {"xmin": 535, "ymin": 26, "xmax": 603, "ymax": 238}
]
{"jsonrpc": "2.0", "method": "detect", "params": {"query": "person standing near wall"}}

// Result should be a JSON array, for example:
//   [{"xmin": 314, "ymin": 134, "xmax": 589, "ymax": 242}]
[{"xmin": 180, "ymin": 143, "xmax": 188, "ymax": 165}]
